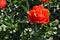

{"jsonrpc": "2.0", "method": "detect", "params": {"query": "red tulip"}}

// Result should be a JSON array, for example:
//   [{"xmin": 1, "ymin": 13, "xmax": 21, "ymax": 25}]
[
  {"xmin": 27, "ymin": 5, "xmax": 49, "ymax": 24},
  {"xmin": 0, "ymin": 0, "xmax": 7, "ymax": 9},
  {"xmin": 41, "ymin": 0, "xmax": 49, "ymax": 3}
]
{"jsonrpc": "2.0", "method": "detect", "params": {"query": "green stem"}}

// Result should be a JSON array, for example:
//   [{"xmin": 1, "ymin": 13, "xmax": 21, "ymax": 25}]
[
  {"xmin": 34, "ymin": 24, "xmax": 38, "ymax": 33},
  {"xmin": 26, "ymin": 0, "xmax": 29, "ymax": 10}
]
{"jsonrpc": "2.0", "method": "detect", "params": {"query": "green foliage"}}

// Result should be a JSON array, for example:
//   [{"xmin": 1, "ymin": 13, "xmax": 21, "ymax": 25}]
[{"xmin": 0, "ymin": 0, "xmax": 60, "ymax": 40}]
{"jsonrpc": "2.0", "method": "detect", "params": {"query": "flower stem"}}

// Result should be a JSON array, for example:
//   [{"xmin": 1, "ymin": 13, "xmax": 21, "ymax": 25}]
[{"xmin": 34, "ymin": 24, "xmax": 38, "ymax": 32}]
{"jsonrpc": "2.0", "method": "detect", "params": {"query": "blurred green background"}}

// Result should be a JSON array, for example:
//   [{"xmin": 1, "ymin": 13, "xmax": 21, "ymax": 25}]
[{"xmin": 0, "ymin": 0, "xmax": 60, "ymax": 40}]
